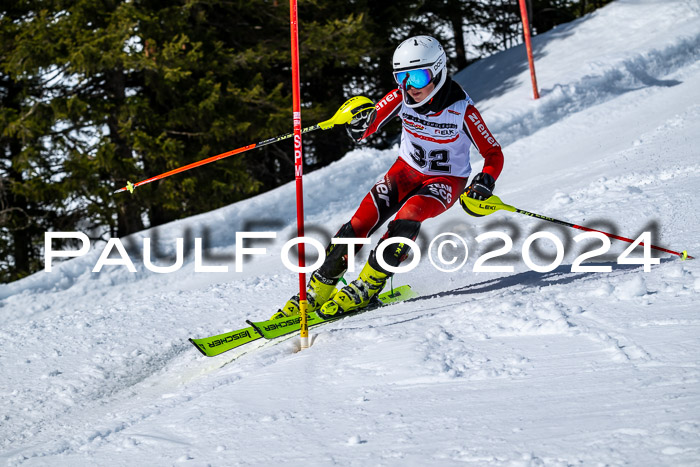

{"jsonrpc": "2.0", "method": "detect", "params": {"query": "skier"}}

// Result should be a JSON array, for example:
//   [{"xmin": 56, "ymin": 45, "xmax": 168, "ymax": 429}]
[{"xmin": 273, "ymin": 35, "xmax": 504, "ymax": 320}]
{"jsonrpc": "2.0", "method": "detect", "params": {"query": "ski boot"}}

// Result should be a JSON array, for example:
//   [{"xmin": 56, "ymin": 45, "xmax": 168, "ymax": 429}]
[
  {"xmin": 318, "ymin": 259, "xmax": 388, "ymax": 318},
  {"xmin": 270, "ymin": 271, "xmax": 339, "ymax": 320},
  {"xmin": 271, "ymin": 221, "xmax": 360, "ymax": 320}
]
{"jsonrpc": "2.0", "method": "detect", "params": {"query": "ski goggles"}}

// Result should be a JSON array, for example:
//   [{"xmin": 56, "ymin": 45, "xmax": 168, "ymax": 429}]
[{"xmin": 393, "ymin": 67, "xmax": 433, "ymax": 90}]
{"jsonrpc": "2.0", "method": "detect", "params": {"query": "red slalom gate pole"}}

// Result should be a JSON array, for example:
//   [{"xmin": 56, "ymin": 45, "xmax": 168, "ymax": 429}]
[
  {"xmin": 289, "ymin": 0, "xmax": 309, "ymax": 349},
  {"xmin": 518, "ymin": 0, "xmax": 540, "ymax": 99}
]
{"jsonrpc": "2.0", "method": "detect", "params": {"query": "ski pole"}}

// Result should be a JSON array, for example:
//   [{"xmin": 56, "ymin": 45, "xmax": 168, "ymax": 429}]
[
  {"xmin": 113, "ymin": 96, "xmax": 375, "ymax": 194},
  {"xmin": 460, "ymin": 193, "xmax": 694, "ymax": 260}
]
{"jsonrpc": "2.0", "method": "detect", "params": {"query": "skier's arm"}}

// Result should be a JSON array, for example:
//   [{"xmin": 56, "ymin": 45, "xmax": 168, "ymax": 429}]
[
  {"xmin": 462, "ymin": 105, "xmax": 504, "ymax": 180},
  {"xmin": 462, "ymin": 105, "xmax": 504, "ymax": 201},
  {"xmin": 348, "ymin": 89, "xmax": 402, "ymax": 142}
]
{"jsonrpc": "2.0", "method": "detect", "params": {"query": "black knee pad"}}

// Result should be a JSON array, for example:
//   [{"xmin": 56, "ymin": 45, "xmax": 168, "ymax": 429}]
[
  {"xmin": 386, "ymin": 219, "xmax": 421, "ymax": 240},
  {"xmin": 318, "ymin": 222, "xmax": 357, "ymax": 279},
  {"xmin": 370, "ymin": 219, "xmax": 421, "ymax": 274}
]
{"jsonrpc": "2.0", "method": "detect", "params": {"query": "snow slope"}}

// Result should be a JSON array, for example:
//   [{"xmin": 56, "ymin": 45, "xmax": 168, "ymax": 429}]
[{"xmin": 2, "ymin": 0, "xmax": 700, "ymax": 465}]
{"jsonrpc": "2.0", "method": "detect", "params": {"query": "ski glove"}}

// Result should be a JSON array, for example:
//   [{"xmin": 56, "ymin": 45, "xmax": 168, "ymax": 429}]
[
  {"xmin": 346, "ymin": 106, "xmax": 376, "ymax": 142},
  {"xmin": 463, "ymin": 172, "xmax": 495, "ymax": 201}
]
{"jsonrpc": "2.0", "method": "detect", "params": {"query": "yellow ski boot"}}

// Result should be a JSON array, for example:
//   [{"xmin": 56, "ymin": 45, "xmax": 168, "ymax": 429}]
[
  {"xmin": 318, "ymin": 259, "xmax": 388, "ymax": 318},
  {"xmin": 270, "ymin": 271, "xmax": 338, "ymax": 320}
]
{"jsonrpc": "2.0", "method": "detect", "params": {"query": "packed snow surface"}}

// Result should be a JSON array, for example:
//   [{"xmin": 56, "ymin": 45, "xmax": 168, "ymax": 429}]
[{"xmin": 2, "ymin": 0, "xmax": 700, "ymax": 465}]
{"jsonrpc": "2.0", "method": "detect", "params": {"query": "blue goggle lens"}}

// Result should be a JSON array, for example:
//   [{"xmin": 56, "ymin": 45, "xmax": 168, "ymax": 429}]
[{"xmin": 394, "ymin": 68, "xmax": 433, "ymax": 90}]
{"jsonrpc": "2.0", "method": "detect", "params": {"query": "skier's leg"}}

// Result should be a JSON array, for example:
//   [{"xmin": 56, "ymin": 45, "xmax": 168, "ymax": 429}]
[
  {"xmin": 311, "ymin": 156, "xmax": 416, "ymax": 285},
  {"xmin": 276, "ymin": 159, "xmax": 426, "ymax": 319},
  {"xmin": 319, "ymin": 177, "xmax": 466, "ymax": 317},
  {"xmin": 273, "ymin": 222, "xmax": 357, "ymax": 319},
  {"xmin": 373, "ymin": 176, "xmax": 467, "ymax": 274},
  {"xmin": 274, "ymin": 160, "xmax": 409, "ymax": 319},
  {"xmin": 318, "ymin": 218, "xmax": 421, "ymax": 317},
  {"xmin": 348, "ymin": 158, "xmax": 420, "ymax": 238}
]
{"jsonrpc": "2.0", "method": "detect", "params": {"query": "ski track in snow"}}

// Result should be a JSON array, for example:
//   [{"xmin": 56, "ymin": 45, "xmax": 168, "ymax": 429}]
[{"xmin": 2, "ymin": 0, "xmax": 700, "ymax": 465}]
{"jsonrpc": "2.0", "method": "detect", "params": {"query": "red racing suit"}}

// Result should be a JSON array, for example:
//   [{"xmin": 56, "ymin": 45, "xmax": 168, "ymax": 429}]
[{"xmin": 349, "ymin": 79, "xmax": 504, "ymax": 238}]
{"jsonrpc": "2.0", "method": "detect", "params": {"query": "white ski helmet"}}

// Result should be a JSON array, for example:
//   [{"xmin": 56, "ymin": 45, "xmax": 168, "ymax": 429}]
[{"xmin": 392, "ymin": 35, "xmax": 447, "ymax": 108}]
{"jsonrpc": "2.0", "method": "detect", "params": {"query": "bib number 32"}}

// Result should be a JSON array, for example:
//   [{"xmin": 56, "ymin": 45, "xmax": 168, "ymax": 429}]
[{"xmin": 410, "ymin": 143, "xmax": 451, "ymax": 173}]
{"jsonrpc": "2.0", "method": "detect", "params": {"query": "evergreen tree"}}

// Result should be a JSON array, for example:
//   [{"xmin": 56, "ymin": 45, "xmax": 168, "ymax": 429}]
[{"xmin": 1, "ymin": 3, "xmax": 80, "ymax": 281}]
